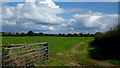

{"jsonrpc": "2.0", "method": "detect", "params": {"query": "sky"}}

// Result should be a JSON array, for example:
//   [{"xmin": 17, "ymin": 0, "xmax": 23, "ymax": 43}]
[
  {"xmin": 2, "ymin": 0, "xmax": 120, "ymax": 2},
  {"xmin": 1, "ymin": 0, "xmax": 118, "ymax": 34}
]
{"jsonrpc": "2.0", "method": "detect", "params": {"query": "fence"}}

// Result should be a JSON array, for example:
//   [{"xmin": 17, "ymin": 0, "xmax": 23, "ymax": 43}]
[{"xmin": 2, "ymin": 42, "xmax": 48, "ymax": 67}]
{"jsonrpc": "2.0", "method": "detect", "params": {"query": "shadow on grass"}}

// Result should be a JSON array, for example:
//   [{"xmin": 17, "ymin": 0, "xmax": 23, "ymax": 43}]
[
  {"xmin": 88, "ymin": 40, "xmax": 120, "ymax": 65},
  {"xmin": 88, "ymin": 41, "xmax": 105, "ymax": 60}
]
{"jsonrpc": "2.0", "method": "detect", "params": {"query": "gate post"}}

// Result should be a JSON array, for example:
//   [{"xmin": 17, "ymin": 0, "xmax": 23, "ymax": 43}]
[
  {"xmin": 2, "ymin": 48, "xmax": 5, "ymax": 67},
  {"xmin": 44, "ymin": 42, "xmax": 48, "ymax": 60}
]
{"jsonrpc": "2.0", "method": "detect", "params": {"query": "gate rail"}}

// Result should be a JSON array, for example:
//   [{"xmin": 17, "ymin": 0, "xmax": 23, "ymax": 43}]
[{"xmin": 2, "ymin": 42, "xmax": 48, "ymax": 67}]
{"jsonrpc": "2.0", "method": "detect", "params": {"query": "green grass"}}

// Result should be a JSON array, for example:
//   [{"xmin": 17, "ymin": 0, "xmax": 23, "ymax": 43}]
[
  {"xmin": 2, "ymin": 36, "xmax": 93, "ymax": 66},
  {"xmin": 2, "ymin": 36, "xmax": 91, "ymax": 53},
  {"xmin": 106, "ymin": 60, "xmax": 120, "ymax": 65},
  {"xmin": 75, "ymin": 39, "xmax": 99, "ymax": 66},
  {"xmin": 2, "ymin": 36, "xmax": 119, "ymax": 66}
]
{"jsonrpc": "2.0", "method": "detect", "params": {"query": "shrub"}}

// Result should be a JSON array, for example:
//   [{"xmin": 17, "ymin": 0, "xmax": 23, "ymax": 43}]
[{"xmin": 93, "ymin": 24, "xmax": 120, "ymax": 60}]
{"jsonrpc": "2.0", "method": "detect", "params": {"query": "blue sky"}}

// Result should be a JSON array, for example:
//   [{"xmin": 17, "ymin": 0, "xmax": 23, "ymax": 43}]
[
  {"xmin": 2, "ymin": 0, "xmax": 120, "ymax": 2},
  {"xmin": 1, "ymin": 1, "xmax": 118, "ymax": 34},
  {"xmin": 56, "ymin": 2, "xmax": 118, "ymax": 14},
  {"xmin": 3, "ymin": 2, "xmax": 118, "ymax": 15},
  {"xmin": 56, "ymin": 2, "xmax": 118, "ymax": 19}
]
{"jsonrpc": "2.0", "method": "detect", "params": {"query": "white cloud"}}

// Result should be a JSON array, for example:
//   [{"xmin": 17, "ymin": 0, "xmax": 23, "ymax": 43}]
[
  {"xmin": 89, "ymin": 11, "xmax": 92, "ymax": 13},
  {"xmin": 67, "ymin": 12, "xmax": 118, "ymax": 33},
  {"xmin": 25, "ymin": 0, "xmax": 36, "ymax": 2},
  {"xmin": 2, "ymin": 0, "xmax": 120, "ymax": 2},
  {"xmin": 2, "ymin": 21, "xmax": 17, "ymax": 26},
  {"xmin": 1, "ymin": 0, "xmax": 118, "ymax": 33},
  {"xmin": 2, "ymin": 0, "xmax": 65, "ymax": 32},
  {"xmin": 40, "ymin": 0, "xmax": 59, "ymax": 8}
]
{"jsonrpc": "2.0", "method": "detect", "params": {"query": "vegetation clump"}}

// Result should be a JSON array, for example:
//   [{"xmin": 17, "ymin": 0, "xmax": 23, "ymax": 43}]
[{"xmin": 93, "ymin": 24, "xmax": 120, "ymax": 60}]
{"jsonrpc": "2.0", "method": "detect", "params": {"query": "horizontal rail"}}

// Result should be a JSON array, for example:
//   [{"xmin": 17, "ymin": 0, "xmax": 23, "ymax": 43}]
[
  {"xmin": 18, "ymin": 55, "xmax": 48, "ymax": 66},
  {"xmin": 4, "ymin": 56, "xmax": 48, "ymax": 67},
  {"xmin": 4, "ymin": 50, "xmax": 46, "ymax": 62},
  {"xmin": 6, "ymin": 52, "xmax": 46, "ymax": 66},
  {"xmin": 1, "ymin": 43, "xmax": 32, "ymax": 47},
  {"xmin": 3, "ymin": 42, "xmax": 48, "ymax": 50},
  {"xmin": 4, "ymin": 47, "xmax": 46, "ymax": 57},
  {"xmin": 27, "ymin": 57, "xmax": 48, "ymax": 67},
  {"xmin": 2, "ymin": 42, "xmax": 48, "ymax": 67},
  {"xmin": 14, "ymin": 52, "xmax": 46, "ymax": 64}
]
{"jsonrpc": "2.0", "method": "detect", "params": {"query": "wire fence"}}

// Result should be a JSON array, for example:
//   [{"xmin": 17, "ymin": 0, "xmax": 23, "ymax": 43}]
[{"xmin": 2, "ymin": 42, "xmax": 48, "ymax": 67}]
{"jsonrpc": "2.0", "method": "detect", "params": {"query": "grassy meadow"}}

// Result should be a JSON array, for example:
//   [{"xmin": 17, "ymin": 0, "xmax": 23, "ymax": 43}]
[{"xmin": 1, "ymin": 36, "xmax": 119, "ymax": 66}]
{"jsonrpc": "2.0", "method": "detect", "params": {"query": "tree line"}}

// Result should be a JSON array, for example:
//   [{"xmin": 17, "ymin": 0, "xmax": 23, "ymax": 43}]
[{"xmin": 0, "ymin": 31, "xmax": 94, "ymax": 37}]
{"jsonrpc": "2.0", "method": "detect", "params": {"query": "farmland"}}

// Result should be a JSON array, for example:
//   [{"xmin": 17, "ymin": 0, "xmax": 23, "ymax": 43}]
[{"xmin": 1, "ymin": 36, "xmax": 118, "ymax": 66}]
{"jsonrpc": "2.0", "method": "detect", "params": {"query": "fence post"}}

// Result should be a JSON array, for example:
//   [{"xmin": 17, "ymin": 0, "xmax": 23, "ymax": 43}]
[
  {"xmin": 44, "ymin": 42, "xmax": 48, "ymax": 60},
  {"xmin": 2, "ymin": 48, "xmax": 5, "ymax": 67},
  {"xmin": 2, "ymin": 46, "xmax": 11, "ymax": 67}
]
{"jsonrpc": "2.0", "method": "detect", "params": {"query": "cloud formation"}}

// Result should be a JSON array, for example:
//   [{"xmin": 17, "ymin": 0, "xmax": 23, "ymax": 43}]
[
  {"xmin": 2, "ymin": 0, "xmax": 65, "ymax": 33},
  {"xmin": 68, "ymin": 13, "xmax": 118, "ymax": 33},
  {"xmin": 40, "ymin": 0, "xmax": 59, "ymax": 8},
  {"xmin": 2, "ymin": 0, "xmax": 118, "ymax": 33}
]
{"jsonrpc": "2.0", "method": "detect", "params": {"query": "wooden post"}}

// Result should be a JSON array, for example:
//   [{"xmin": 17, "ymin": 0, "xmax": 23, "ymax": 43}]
[
  {"xmin": 2, "ymin": 46, "xmax": 14, "ymax": 67},
  {"xmin": 2, "ymin": 48, "xmax": 5, "ymax": 67}
]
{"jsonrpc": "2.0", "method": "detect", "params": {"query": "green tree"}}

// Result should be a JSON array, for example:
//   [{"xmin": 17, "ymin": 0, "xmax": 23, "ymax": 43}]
[
  {"xmin": 73, "ymin": 33, "xmax": 78, "ymax": 37},
  {"xmin": 79, "ymin": 33, "xmax": 83, "ymax": 36},
  {"xmin": 26, "ymin": 31, "xmax": 34, "ymax": 36},
  {"xmin": 67, "ymin": 33, "xmax": 72, "ymax": 36},
  {"xmin": 39, "ymin": 32, "xmax": 44, "ymax": 36},
  {"xmin": 16, "ymin": 33, "xmax": 19, "ymax": 36},
  {"xmin": 20, "ymin": 33, "xmax": 26, "ymax": 36}
]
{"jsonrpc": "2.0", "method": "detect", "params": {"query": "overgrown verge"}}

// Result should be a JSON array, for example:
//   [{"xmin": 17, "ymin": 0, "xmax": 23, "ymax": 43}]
[{"xmin": 89, "ymin": 24, "xmax": 120, "ymax": 65}]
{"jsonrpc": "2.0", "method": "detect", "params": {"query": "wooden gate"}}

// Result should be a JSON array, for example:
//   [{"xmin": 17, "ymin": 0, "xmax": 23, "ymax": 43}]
[{"xmin": 2, "ymin": 42, "xmax": 48, "ymax": 67}]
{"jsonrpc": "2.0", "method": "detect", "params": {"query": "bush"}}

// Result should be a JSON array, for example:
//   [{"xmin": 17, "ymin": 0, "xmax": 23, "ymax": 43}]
[{"xmin": 93, "ymin": 24, "xmax": 120, "ymax": 60}]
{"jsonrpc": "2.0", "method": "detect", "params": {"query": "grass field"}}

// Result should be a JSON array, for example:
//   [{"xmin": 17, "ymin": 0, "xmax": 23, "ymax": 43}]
[{"xmin": 1, "ymin": 36, "xmax": 118, "ymax": 66}]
